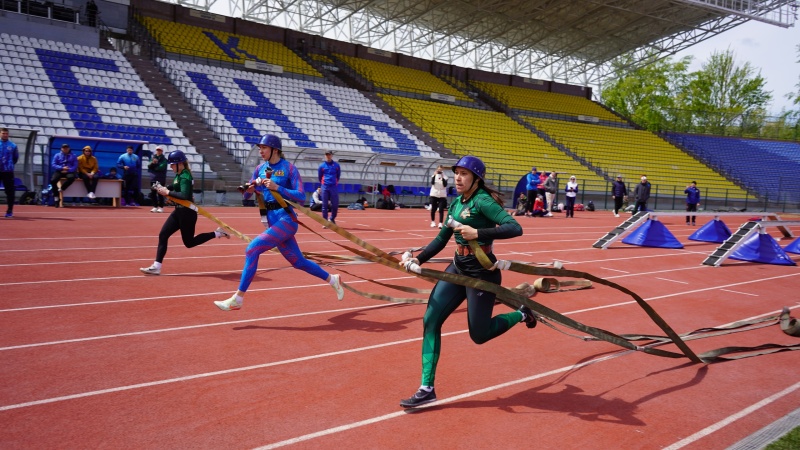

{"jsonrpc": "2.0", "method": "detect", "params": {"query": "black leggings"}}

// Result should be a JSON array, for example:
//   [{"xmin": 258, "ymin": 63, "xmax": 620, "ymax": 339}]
[
  {"xmin": 155, "ymin": 207, "xmax": 216, "ymax": 263},
  {"xmin": 429, "ymin": 197, "xmax": 447, "ymax": 222},
  {"xmin": 1, "ymin": 171, "xmax": 14, "ymax": 213}
]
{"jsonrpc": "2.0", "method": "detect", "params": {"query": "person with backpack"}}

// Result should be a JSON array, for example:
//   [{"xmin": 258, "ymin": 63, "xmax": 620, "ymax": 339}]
[{"xmin": 398, "ymin": 155, "xmax": 535, "ymax": 408}]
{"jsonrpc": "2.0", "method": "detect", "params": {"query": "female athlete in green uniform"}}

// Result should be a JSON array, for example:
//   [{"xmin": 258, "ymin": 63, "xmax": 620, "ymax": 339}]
[{"xmin": 398, "ymin": 155, "xmax": 536, "ymax": 408}]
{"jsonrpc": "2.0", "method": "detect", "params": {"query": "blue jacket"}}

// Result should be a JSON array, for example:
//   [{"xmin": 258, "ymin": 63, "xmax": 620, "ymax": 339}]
[
  {"xmin": 525, "ymin": 172, "xmax": 539, "ymax": 191},
  {"xmin": 117, "ymin": 152, "xmax": 140, "ymax": 175},
  {"xmin": 685, "ymin": 186, "xmax": 700, "ymax": 204},
  {"xmin": 318, "ymin": 160, "xmax": 340, "ymax": 188},
  {"xmin": 0, "ymin": 139, "xmax": 18, "ymax": 172},
  {"xmin": 51, "ymin": 151, "xmax": 78, "ymax": 174}
]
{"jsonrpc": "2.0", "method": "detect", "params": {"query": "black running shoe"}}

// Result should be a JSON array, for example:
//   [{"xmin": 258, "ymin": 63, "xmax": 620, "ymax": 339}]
[
  {"xmin": 519, "ymin": 305, "xmax": 538, "ymax": 329},
  {"xmin": 400, "ymin": 388, "xmax": 437, "ymax": 408}
]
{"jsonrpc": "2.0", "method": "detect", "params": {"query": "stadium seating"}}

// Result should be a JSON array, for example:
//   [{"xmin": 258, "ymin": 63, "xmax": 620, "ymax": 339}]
[
  {"xmin": 665, "ymin": 132, "xmax": 800, "ymax": 202},
  {"xmin": 524, "ymin": 117, "xmax": 752, "ymax": 199},
  {"xmin": 139, "ymin": 16, "xmax": 321, "ymax": 78},
  {"xmin": 0, "ymin": 32, "xmax": 213, "ymax": 174},
  {"xmin": 336, "ymin": 54, "xmax": 473, "ymax": 103},
  {"xmin": 379, "ymin": 94, "xmax": 604, "ymax": 186},
  {"xmin": 160, "ymin": 59, "xmax": 436, "ymax": 164},
  {"xmin": 471, "ymin": 80, "xmax": 625, "ymax": 123}
]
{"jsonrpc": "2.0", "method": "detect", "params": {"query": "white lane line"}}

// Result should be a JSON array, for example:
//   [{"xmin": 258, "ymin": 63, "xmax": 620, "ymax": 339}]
[
  {"xmin": 600, "ymin": 267, "xmax": 630, "ymax": 274},
  {"xmin": 663, "ymin": 381, "xmax": 800, "ymax": 450},
  {"xmin": 0, "ymin": 276, "xmax": 416, "ymax": 313},
  {"xmin": 408, "ymin": 233, "xmax": 426, "ymax": 238},
  {"xmin": 255, "ymin": 353, "xmax": 624, "ymax": 449},
  {"xmin": 655, "ymin": 277, "xmax": 689, "ymax": 284},
  {"xmin": 720, "ymin": 289, "xmax": 760, "ymax": 297},
  {"xmin": 0, "ymin": 332, "xmax": 446, "ymax": 412}
]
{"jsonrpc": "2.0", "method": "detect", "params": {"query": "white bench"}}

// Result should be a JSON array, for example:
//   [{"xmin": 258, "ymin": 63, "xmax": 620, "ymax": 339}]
[{"xmin": 60, "ymin": 179, "xmax": 123, "ymax": 207}]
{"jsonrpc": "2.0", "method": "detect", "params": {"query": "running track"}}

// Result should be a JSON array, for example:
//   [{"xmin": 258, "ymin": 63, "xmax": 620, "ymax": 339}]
[{"xmin": 1, "ymin": 205, "xmax": 799, "ymax": 449}]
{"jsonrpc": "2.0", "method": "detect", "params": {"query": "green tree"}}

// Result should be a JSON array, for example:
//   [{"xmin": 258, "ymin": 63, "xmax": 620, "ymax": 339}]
[
  {"xmin": 600, "ymin": 54, "xmax": 693, "ymax": 132},
  {"xmin": 684, "ymin": 49, "xmax": 771, "ymax": 136}
]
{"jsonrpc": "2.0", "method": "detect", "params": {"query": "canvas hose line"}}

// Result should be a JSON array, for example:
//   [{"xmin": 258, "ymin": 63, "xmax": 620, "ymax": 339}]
[{"xmin": 163, "ymin": 186, "xmax": 799, "ymax": 363}]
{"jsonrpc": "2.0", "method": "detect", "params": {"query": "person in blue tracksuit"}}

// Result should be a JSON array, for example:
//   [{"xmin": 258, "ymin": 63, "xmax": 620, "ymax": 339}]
[
  {"xmin": 117, "ymin": 146, "xmax": 140, "ymax": 206},
  {"xmin": 684, "ymin": 181, "xmax": 701, "ymax": 225},
  {"xmin": 318, "ymin": 150, "xmax": 341, "ymax": 224},
  {"xmin": 524, "ymin": 166, "xmax": 539, "ymax": 215},
  {"xmin": 49, "ymin": 143, "xmax": 78, "ymax": 208},
  {"xmin": 0, "ymin": 128, "xmax": 19, "ymax": 217},
  {"xmin": 214, "ymin": 134, "xmax": 344, "ymax": 311}
]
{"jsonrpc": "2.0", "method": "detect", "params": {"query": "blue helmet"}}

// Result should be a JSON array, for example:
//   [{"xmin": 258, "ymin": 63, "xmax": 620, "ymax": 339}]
[
  {"xmin": 259, "ymin": 134, "xmax": 282, "ymax": 150},
  {"xmin": 167, "ymin": 150, "xmax": 187, "ymax": 164},
  {"xmin": 452, "ymin": 155, "xmax": 485, "ymax": 181}
]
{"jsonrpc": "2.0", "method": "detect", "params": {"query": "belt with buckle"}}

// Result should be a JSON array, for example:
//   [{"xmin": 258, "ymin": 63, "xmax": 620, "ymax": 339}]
[{"xmin": 455, "ymin": 244, "xmax": 492, "ymax": 256}]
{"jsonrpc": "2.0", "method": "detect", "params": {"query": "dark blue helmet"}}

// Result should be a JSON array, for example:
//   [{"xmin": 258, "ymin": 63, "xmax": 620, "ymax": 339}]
[
  {"xmin": 259, "ymin": 134, "xmax": 282, "ymax": 150},
  {"xmin": 452, "ymin": 155, "xmax": 485, "ymax": 181},
  {"xmin": 167, "ymin": 150, "xmax": 187, "ymax": 164}
]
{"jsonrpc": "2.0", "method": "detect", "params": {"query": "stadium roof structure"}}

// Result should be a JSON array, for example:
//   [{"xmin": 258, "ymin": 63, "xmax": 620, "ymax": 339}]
[{"xmin": 169, "ymin": 0, "xmax": 797, "ymax": 91}]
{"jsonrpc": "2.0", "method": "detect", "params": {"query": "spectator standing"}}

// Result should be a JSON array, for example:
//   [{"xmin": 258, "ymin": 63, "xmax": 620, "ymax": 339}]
[
  {"xmin": 537, "ymin": 171, "xmax": 547, "ymax": 210},
  {"xmin": 611, "ymin": 174, "xmax": 628, "ymax": 217},
  {"xmin": 685, "ymin": 181, "xmax": 701, "ymax": 225},
  {"xmin": 318, "ymin": 150, "xmax": 341, "ymax": 224},
  {"xmin": 148, "ymin": 146, "xmax": 168, "ymax": 213},
  {"xmin": 429, "ymin": 164, "xmax": 448, "ymax": 228},
  {"xmin": 0, "ymin": 128, "xmax": 19, "ymax": 218},
  {"xmin": 564, "ymin": 175, "xmax": 579, "ymax": 218},
  {"xmin": 77, "ymin": 146, "xmax": 99, "ymax": 201},
  {"xmin": 139, "ymin": 150, "xmax": 229, "ymax": 275},
  {"xmin": 50, "ymin": 143, "xmax": 78, "ymax": 208},
  {"xmin": 117, "ymin": 145, "xmax": 140, "ymax": 206},
  {"xmin": 310, "ymin": 186, "xmax": 323, "ymax": 211},
  {"xmin": 213, "ymin": 134, "xmax": 344, "ymax": 311},
  {"xmin": 397, "ymin": 155, "xmax": 533, "ymax": 408},
  {"xmin": 543, "ymin": 172, "xmax": 557, "ymax": 216},
  {"xmin": 524, "ymin": 166, "xmax": 539, "ymax": 215},
  {"xmin": 633, "ymin": 176, "xmax": 651, "ymax": 214}
]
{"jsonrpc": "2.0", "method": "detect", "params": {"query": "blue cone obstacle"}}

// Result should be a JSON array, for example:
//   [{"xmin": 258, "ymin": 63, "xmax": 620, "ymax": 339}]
[
  {"xmin": 784, "ymin": 237, "xmax": 800, "ymax": 255},
  {"xmin": 730, "ymin": 232, "xmax": 797, "ymax": 266},
  {"xmin": 689, "ymin": 219, "xmax": 732, "ymax": 243},
  {"xmin": 622, "ymin": 219, "xmax": 684, "ymax": 249}
]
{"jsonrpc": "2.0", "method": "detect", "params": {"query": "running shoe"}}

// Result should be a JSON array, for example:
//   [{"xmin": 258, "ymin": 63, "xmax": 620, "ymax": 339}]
[
  {"xmin": 140, "ymin": 265, "xmax": 161, "ymax": 275},
  {"xmin": 214, "ymin": 295, "xmax": 242, "ymax": 311},
  {"xmin": 400, "ymin": 388, "xmax": 437, "ymax": 408},
  {"xmin": 216, "ymin": 227, "xmax": 230, "ymax": 239},
  {"xmin": 330, "ymin": 274, "xmax": 344, "ymax": 301}
]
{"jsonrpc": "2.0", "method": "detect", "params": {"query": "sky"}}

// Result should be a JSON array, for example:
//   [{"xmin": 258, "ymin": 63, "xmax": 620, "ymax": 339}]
[{"xmin": 673, "ymin": 19, "xmax": 800, "ymax": 116}]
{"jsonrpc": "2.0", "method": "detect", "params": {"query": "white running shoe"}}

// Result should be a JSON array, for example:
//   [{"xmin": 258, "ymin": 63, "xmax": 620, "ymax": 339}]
[
  {"xmin": 614, "ymin": 213, "xmax": 620, "ymax": 218},
  {"xmin": 438, "ymin": 223, "xmax": 443, "ymax": 229},
  {"xmin": 546, "ymin": 212, "xmax": 553, "ymax": 217},
  {"xmin": 87, "ymin": 192, "xmax": 96, "ymax": 199},
  {"xmin": 430, "ymin": 221, "xmax": 436, "ymax": 227},
  {"xmin": 214, "ymin": 295, "xmax": 242, "ymax": 311},
  {"xmin": 150, "ymin": 207, "xmax": 158, "ymax": 213},
  {"xmin": 140, "ymin": 265, "xmax": 161, "ymax": 275},
  {"xmin": 156, "ymin": 207, "xmax": 163, "ymax": 213},
  {"xmin": 330, "ymin": 274, "xmax": 345, "ymax": 300},
  {"xmin": 215, "ymin": 227, "xmax": 230, "ymax": 239}
]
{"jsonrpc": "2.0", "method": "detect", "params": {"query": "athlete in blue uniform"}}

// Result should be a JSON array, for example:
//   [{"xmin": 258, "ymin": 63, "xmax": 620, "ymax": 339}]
[
  {"xmin": 317, "ymin": 150, "xmax": 341, "ymax": 224},
  {"xmin": 215, "ymin": 134, "xmax": 344, "ymax": 311}
]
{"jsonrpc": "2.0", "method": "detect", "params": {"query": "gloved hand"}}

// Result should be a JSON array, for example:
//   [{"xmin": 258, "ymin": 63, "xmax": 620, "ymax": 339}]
[
  {"xmin": 491, "ymin": 260, "xmax": 512, "ymax": 271},
  {"xmin": 400, "ymin": 252, "xmax": 421, "ymax": 274},
  {"xmin": 444, "ymin": 217, "xmax": 463, "ymax": 228}
]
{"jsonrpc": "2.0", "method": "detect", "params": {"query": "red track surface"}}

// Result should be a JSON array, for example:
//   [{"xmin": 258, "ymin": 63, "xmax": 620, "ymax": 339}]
[{"xmin": 1, "ymin": 205, "xmax": 799, "ymax": 449}]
